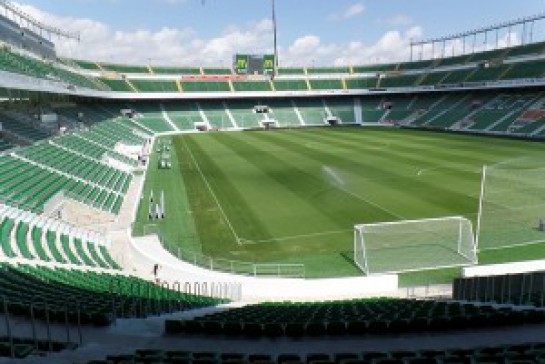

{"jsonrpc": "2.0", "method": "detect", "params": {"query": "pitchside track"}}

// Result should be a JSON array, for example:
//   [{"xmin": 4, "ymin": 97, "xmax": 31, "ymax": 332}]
[{"xmin": 133, "ymin": 128, "xmax": 545, "ymax": 279}]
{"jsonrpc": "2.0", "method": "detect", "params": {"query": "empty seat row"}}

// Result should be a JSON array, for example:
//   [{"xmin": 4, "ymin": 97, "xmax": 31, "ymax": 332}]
[
  {"xmin": 166, "ymin": 298, "xmax": 545, "ymax": 337},
  {"xmin": 0, "ymin": 203, "xmax": 120, "ymax": 269},
  {"xmin": 0, "ymin": 263, "xmax": 223, "ymax": 327},
  {"xmin": 88, "ymin": 342, "xmax": 545, "ymax": 364}
]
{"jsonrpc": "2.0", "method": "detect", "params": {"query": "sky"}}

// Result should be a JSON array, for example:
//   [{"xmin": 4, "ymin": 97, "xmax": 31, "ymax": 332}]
[{"xmin": 12, "ymin": 0, "xmax": 545, "ymax": 67}]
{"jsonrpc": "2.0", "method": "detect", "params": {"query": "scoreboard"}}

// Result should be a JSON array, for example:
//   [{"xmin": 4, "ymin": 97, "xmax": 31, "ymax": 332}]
[{"xmin": 234, "ymin": 54, "xmax": 275, "ymax": 76}]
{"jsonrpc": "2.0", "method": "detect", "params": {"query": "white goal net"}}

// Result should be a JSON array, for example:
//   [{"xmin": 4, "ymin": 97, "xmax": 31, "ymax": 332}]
[
  {"xmin": 354, "ymin": 216, "xmax": 477, "ymax": 275},
  {"xmin": 477, "ymin": 162, "xmax": 545, "ymax": 251}
]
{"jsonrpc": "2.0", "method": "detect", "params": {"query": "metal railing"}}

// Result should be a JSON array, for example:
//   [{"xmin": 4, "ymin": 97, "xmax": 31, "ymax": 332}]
[
  {"xmin": 144, "ymin": 225, "xmax": 305, "ymax": 278},
  {"xmin": 1, "ymin": 295, "xmax": 82, "ymax": 359}
]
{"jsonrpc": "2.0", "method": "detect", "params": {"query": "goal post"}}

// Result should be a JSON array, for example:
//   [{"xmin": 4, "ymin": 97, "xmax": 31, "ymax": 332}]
[
  {"xmin": 476, "ymin": 159, "xmax": 545, "ymax": 251},
  {"xmin": 354, "ymin": 216, "xmax": 477, "ymax": 275}
]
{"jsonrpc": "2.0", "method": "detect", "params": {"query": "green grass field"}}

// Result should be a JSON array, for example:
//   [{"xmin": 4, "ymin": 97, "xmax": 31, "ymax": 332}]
[{"xmin": 133, "ymin": 127, "xmax": 545, "ymax": 281}]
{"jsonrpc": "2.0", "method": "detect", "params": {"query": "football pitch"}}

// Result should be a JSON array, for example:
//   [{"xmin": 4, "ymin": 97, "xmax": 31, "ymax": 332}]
[{"xmin": 133, "ymin": 127, "xmax": 545, "ymax": 282}]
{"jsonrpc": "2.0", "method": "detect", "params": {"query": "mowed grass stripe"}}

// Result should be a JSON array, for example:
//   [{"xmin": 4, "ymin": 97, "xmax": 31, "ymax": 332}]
[
  {"xmin": 313, "ymin": 128, "xmax": 544, "ymax": 166},
  {"xmin": 185, "ymin": 134, "xmax": 351, "ymax": 262},
  {"xmin": 224, "ymin": 131, "xmax": 409, "ymax": 221},
  {"xmin": 209, "ymin": 132, "xmax": 389, "ymax": 236},
  {"xmin": 241, "ymin": 130, "xmax": 479, "ymax": 220},
  {"xmin": 276, "ymin": 129, "xmax": 517, "ymax": 197},
  {"xmin": 348, "ymin": 128, "xmax": 545, "ymax": 156},
  {"xmin": 292, "ymin": 128, "xmax": 519, "ymax": 174},
  {"xmin": 279, "ymin": 129, "xmax": 482, "ymax": 179},
  {"xmin": 275, "ymin": 129, "xmax": 486, "ymax": 201},
  {"xmin": 180, "ymin": 136, "xmax": 274, "ymax": 258},
  {"xmin": 188, "ymin": 133, "xmax": 340, "ymax": 241}
]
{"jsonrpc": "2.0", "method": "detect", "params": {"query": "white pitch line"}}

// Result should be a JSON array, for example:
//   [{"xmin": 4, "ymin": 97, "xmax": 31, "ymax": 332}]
[
  {"xmin": 239, "ymin": 228, "xmax": 352, "ymax": 245},
  {"xmin": 416, "ymin": 166, "xmax": 482, "ymax": 177},
  {"xmin": 479, "ymin": 239, "xmax": 545, "ymax": 252},
  {"xmin": 182, "ymin": 140, "xmax": 242, "ymax": 245}
]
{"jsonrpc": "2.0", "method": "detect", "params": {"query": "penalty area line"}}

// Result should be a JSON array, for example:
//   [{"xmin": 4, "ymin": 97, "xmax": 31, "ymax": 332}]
[
  {"xmin": 182, "ymin": 139, "xmax": 243, "ymax": 246},
  {"xmin": 238, "ymin": 228, "xmax": 352, "ymax": 245}
]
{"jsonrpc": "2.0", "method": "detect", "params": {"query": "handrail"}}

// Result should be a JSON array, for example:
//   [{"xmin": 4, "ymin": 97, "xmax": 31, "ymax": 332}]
[
  {"xmin": 143, "ymin": 226, "xmax": 305, "ymax": 278},
  {"xmin": 28, "ymin": 298, "xmax": 52, "ymax": 352},
  {"xmin": 3, "ymin": 296, "xmax": 14, "ymax": 358}
]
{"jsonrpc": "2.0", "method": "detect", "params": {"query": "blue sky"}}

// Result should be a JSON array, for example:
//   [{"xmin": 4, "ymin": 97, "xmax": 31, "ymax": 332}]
[{"xmin": 17, "ymin": 0, "xmax": 545, "ymax": 66}]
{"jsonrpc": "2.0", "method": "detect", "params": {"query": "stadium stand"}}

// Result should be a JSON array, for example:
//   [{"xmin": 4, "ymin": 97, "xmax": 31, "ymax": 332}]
[
  {"xmin": 345, "ymin": 77, "xmax": 379, "ymax": 89},
  {"xmin": 165, "ymin": 298, "xmax": 545, "ymax": 337},
  {"xmin": 70, "ymin": 58, "xmax": 102, "ymax": 71},
  {"xmin": 273, "ymin": 79, "xmax": 309, "ymax": 91},
  {"xmin": 466, "ymin": 93, "xmax": 539, "ymax": 131},
  {"xmin": 0, "ymin": 263, "xmax": 221, "ymax": 325},
  {"xmin": 276, "ymin": 67, "xmax": 306, "ymax": 75},
  {"xmin": 309, "ymin": 78, "xmax": 344, "ymax": 90},
  {"xmin": 0, "ymin": 154, "xmax": 89, "ymax": 213},
  {"xmin": 232, "ymin": 80, "xmax": 273, "ymax": 92},
  {"xmin": 436, "ymin": 54, "xmax": 473, "ymax": 67},
  {"xmin": 411, "ymin": 94, "xmax": 482, "ymax": 128},
  {"xmin": 467, "ymin": 48, "xmax": 507, "ymax": 63},
  {"xmin": 0, "ymin": 48, "xmax": 106, "ymax": 90},
  {"xmin": 307, "ymin": 66, "xmax": 350, "ymax": 74},
  {"xmin": 360, "ymin": 100, "xmax": 388, "ymax": 123},
  {"xmin": 202, "ymin": 67, "xmax": 233, "ymax": 75},
  {"xmin": 53, "ymin": 133, "xmax": 139, "ymax": 168},
  {"xmin": 0, "ymin": 111, "xmax": 50, "ymax": 142},
  {"xmin": 418, "ymin": 70, "xmax": 451, "ymax": 86},
  {"xmin": 200, "ymin": 101, "xmax": 233, "ymax": 129},
  {"xmin": 0, "ymin": 136, "xmax": 11, "ymax": 151},
  {"xmin": 267, "ymin": 99, "xmax": 303, "ymax": 127},
  {"xmin": 397, "ymin": 59, "xmax": 436, "ymax": 70},
  {"xmin": 501, "ymin": 59, "xmax": 545, "ymax": 80},
  {"xmin": 130, "ymin": 80, "xmax": 179, "ymax": 93},
  {"xmin": 352, "ymin": 63, "xmax": 398, "ymax": 73},
  {"xmin": 151, "ymin": 66, "xmax": 201, "ymax": 75},
  {"xmin": 90, "ymin": 342, "xmax": 545, "ymax": 364},
  {"xmin": 226, "ymin": 100, "xmax": 264, "ymax": 128},
  {"xmin": 99, "ymin": 78, "xmax": 134, "ymax": 92},
  {"xmin": 99, "ymin": 62, "xmax": 150, "ymax": 74},
  {"xmin": 0, "ymin": 202, "xmax": 119, "ymax": 267},
  {"xmin": 162, "ymin": 101, "xmax": 204, "ymax": 130},
  {"xmin": 505, "ymin": 41, "xmax": 545, "ymax": 58},
  {"xmin": 0, "ymin": 37, "xmax": 544, "ymax": 97},
  {"xmin": 294, "ymin": 98, "xmax": 328, "ymax": 125},
  {"xmin": 181, "ymin": 81, "xmax": 231, "ymax": 92},
  {"xmin": 15, "ymin": 143, "xmax": 131, "ymax": 195},
  {"xmin": 324, "ymin": 98, "xmax": 356, "ymax": 123},
  {"xmin": 453, "ymin": 271, "xmax": 545, "ymax": 308},
  {"xmin": 380, "ymin": 74, "xmax": 421, "ymax": 88},
  {"xmin": 131, "ymin": 104, "xmax": 176, "ymax": 133},
  {"xmin": 464, "ymin": 64, "xmax": 512, "ymax": 83}
]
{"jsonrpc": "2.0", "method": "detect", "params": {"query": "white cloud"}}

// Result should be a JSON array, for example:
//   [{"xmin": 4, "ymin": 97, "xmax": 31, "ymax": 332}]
[
  {"xmin": 329, "ymin": 2, "xmax": 366, "ymax": 21},
  {"xmin": 344, "ymin": 3, "xmax": 365, "ymax": 19},
  {"xmin": 14, "ymin": 2, "xmax": 421, "ymax": 67},
  {"xmin": 282, "ymin": 27, "xmax": 423, "ymax": 67}
]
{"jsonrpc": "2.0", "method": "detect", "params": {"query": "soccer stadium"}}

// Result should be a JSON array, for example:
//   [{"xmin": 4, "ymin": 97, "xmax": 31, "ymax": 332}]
[{"xmin": 0, "ymin": 0, "xmax": 544, "ymax": 362}]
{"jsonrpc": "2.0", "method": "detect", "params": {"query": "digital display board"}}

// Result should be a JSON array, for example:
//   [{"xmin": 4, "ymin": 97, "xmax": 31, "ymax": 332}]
[{"xmin": 234, "ymin": 54, "xmax": 275, "ymax": 75}]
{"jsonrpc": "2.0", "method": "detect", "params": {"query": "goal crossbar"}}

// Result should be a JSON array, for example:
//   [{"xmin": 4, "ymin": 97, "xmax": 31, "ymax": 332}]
[{"xmin": 355, "ymin": 216, "xmax": 467, "ymax": 229}]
